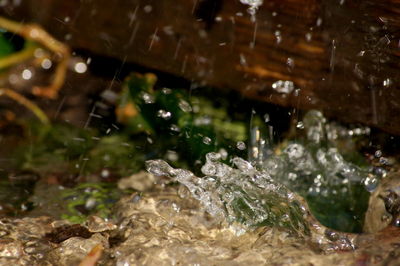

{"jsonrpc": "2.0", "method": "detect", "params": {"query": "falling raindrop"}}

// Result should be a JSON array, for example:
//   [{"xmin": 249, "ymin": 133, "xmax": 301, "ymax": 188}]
[
  {"xmin": 264, "ymin": 113, "xmax": 270, "ymax": 123},
  {"xmin": 274, "ymin": 30, "xmax": 282, "ymax": 44}
]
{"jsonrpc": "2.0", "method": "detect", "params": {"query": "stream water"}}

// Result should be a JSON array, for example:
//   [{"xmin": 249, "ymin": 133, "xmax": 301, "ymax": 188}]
[{"xmin": 147, "ymin": 110, "xmax": 378, "ymax": 234}]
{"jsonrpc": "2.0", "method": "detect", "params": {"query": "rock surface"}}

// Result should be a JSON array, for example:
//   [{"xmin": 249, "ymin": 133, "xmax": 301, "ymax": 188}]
[{"xmin": 0, "ymin": 184, "xmax": 400, "ymax": 265}]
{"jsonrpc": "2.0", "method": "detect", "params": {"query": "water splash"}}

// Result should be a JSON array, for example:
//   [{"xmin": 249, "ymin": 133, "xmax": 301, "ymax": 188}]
[
  {"xmin": 147, "ymin": 152, "xmax": 310, "ymax": 236},
  {"xmin": 147, "ymin": 110, "xmax": 372, "ymax": 236},
  {"xmin": 253, "ymin": 110, "xmax": 373, "ymax": 232},
  {"xmin": 240, "ymin": 0, "xmax": 263, "ymax": 19}
]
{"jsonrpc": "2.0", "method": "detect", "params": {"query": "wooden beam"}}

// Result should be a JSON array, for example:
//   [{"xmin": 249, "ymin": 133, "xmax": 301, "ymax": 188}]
[{"xmin": 1, "ymin": 0, "xmax": 400, "ymax": 134}]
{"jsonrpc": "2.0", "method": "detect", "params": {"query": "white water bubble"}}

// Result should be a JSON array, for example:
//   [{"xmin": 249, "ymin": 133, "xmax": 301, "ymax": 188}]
[
  {"xmin": 296, "ymin": 121, "xmax": 304, "ymax": 129},
  {"xmin": 203, "ymin": 137, "xmax": 212, "ymax": 145},
  {"xmin": 141, "ymin": 92, "xmax": 155, "ymax": 104},
  {"xmin": 22, "ymin": 69, "xmax": 32, "ymax": 80},
  {"xmin": 274, "ymin": 30, "xmax": 282, "ymax": 44},
  {"xmin": 264, "ymin": 113, "xmax": 270, "ymax": 123},
  {"xmin": 178, "ymin": 100, "xmax": 192, "ymax": 112},
  {"xmin": 236, "ymin": 141, "xmax": 246, "ymax": 150},
  {"xmin": 272, "ymin": 80, "xmax": 294, "ymax": 94},
  {"xmin": 41, "ymin": 59, "xmax": 52, "ymax": 69},
  {"xmin": 166, "ymin": 150, "xmax": 179, "ymax": 162},
  {"xmin": 143, "ymin": 5, "xmax": 152, "ymax": 13},
  {"xmin": 74, "ymin": 62, "xmax": 87, "ymax": 73},
  {"xmin": 286, "ymin": 57, "xmax": 295, "ymax": 69},
  {"xmin": 162, "ymin": 88, "xmax": 172, "ymax": 94},
  {"xmin": 363, "ymin": 176, "xmax": 379, "ymax": 192},
  {"xmin": 284, "ymin": 143, "xmax": 305, "ymax": 160},
  {"xmin": 240, "ymin": 0, "xmax": 263, "ymax": 16},
  {"xmin": 157, "ymin": 109, "xmax": 172, "ymax": 120},
  {"xmin": 170, "ymin": 124, "xmax": 180, "ymax": 132},
  {"xmin": 218, "ymin": 148, "xmax": 228, "ymax": 160}
]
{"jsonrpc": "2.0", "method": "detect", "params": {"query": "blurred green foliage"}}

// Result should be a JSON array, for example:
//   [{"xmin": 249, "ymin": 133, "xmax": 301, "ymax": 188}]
[
  {"xmin": 0, "ymin": 32, "xmax": 14, "ymax": 57},
  {"xmin": 61, "ymin": 182, "xmax": 125, "ymax": 224}
]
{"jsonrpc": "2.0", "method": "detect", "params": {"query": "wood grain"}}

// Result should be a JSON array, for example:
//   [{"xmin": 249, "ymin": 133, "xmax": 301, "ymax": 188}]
[{"xmin": 1, "ymin": 0, "xmax": 400, "ymax": 134}]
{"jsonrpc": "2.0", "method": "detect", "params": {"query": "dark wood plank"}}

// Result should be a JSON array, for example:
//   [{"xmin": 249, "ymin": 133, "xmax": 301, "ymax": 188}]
[{"xmin": 1, "ymin": 0, "xmax": 400, "ymax": 134}]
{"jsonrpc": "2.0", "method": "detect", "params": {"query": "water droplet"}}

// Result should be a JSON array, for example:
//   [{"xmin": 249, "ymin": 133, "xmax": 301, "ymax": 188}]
[
  {"xmin": 264, "ymin": 113, "xmax": 270, "ymax": 123},
  {"xmin": 41, "ymin": 59, "xmax": 52, "ymax": 69},
  {"xmin": 286, "ymin": 57, "xmax": 295, "ymax": 69},
  {"xmin": 166, "ymin": 150, "xmax": 179, "ymax": 162},
  {"xmin": 232, "ymin": 157, "xmax": 253, "ymax": 172},
  {"xmin": 236, "ymin": 141, "xmax": 246, "ymax": 150},
  {"xmin": 296, "ymin": 121, "xmax": 304, "ymax": 129},
  {"xmin": 272, "ymin": 80, "xmax": 294, "ymax": 94},
  {"xmin": 22, "ymin": 69, "xmax": 32, "ymax": 80},
  {"xmin": 74, "ymin": 62, "xmax": 87, "ymax": 73},
  {"xmin": 143, "ymin": 5, "xmax": 152, "ymax": 13},
  {"xmin": 240, "ymin": 53, "xmax": 247, "ymax": 66},
  {"xmin": 305, "ymin": 32, "xmax": 312, "ymax": 41},
  {"xmin": 178, "ymin": 100, "xmax": 192, "ymax": 112},
  {"xmin": 218, "ymin": 148, "xmax": 228, "ymax": 160},
  {"xmin": 363, "ymin": 176, "xmax": 379, "ymax": 192},
  {"xmin": 170, "ymin": 124, "xmax": 180, "ymax": 132},
  {"xmin": 203, "ymin": 137, "xmax": 212, "ymax": 145},
  {"xmin": 383, "ymin": 78, "xmax": 392, "ymax": 87},
  {"xmin": 394, "ymin": 218, "xmax": 400, "ymax": 227},
  {"xmin": 239, "ymin": 0, "xmax": 263, "ymax": 16},
  {"xmin": 284, "ymin": 143, "xmax": 305, "ymax": 160},
  {"xmin": 274, "ymin": 30, "xmax": 282, "ymax": 44},
  {"xmin": 157, "ymin": 109, "xmax": 172, "ymax": 120},
  {"xmin": 141, "ymin": 92, "xmax": 155, "ymax": 104},
  {"xmin": 162, "ymin": 88, "xmax": 172, "ymax": 94}
]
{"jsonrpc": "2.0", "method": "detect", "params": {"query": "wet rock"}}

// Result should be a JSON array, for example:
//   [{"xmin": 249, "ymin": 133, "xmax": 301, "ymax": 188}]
[
  {"xmin": 0, "ymin": 217, "xmax": 53, "ymax": 265},
  {"xmin": 1, "ymin": 183, "xmax": 400, "ymax": 264},
  {"xmin": 44, "ymin": 224, "xmax": 93, "ymax": 244},
  {"xmin": 45, "ymin": 233, "xmax": 108, "ymax": 266},
  {"xmin": 364, "ymin": 171, "xmax": 400, "ymax": 233},
  {"xmin": 0, "ymin": 238, "xmax": 23, "ymax": 258},
  {"xmin": 86, "ymin": 216, "xmax": 117, "ymax": 233}
]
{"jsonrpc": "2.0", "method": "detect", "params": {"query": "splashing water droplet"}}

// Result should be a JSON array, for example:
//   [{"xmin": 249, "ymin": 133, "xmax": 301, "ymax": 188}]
[
  {"xmin": 203, "ymin": 137, "xmax": 212, "ymax": 145},
  {"xmin": 264, "ymin": 113, "xmax": 270, "ymax": 123},
  {"xmin": 236, "ymin": 141, "xmax": 246, "ymax": 150},
  {"xmin": 146, "ymin": 153, "xmax": 310, "ymax": 235},
  {"xmin": 272, "ymin": 80, "xmax": 294, "ymax": 94},
  {"xmin": 363, "ymin": 176, "xmax": 379, "ymax": 192},
  {"xmin": 239, "ymin": 0, "xmax": 263, "ymax": 16},
  {"xmin": 157, "ymin": 109, "xmax": 172, "ymax": 120},
  {"xmin": 170, "ymin": 124, "xmax": 180, "ymax": 132},
  {"xmin": 178, "ymin": 100, "xmax": 192, "ymax": 112},
  {"xmin": 141, "ymin": 92, "xmax": 155, "ymax": 104}
]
